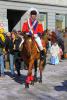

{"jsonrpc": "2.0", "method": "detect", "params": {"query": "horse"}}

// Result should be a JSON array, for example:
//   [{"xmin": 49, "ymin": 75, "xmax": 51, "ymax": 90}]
[{"xmin": 20, "ymin": 33, "xmax": 47, "ymax": 88}]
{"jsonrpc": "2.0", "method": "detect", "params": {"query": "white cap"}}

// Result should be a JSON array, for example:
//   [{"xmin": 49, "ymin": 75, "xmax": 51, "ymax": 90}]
[{"xmin": 28, "ymin": 8, "xmax": 39, "ymax": 15}]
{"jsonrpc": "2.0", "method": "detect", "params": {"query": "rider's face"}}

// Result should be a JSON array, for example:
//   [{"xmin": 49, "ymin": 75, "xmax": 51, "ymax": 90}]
[{"xmin": 31, "ymin": 15, "xmax": 37, "ymax": 21}]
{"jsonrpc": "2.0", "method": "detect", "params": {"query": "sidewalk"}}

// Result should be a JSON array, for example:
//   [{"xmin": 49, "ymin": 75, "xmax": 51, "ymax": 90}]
[{"xmin": 0, "ymin": 59, "xmax": 67, "ymax": 100}]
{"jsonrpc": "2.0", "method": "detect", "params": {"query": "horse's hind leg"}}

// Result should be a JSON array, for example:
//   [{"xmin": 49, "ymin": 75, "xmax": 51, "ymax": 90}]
[
  {"xmin": 34, "ymin": 59, "xmax": 38, "ymax": 82},
  {"xmin": 39, "ymin": 60, "xmax": 44, "ymax": 83}
]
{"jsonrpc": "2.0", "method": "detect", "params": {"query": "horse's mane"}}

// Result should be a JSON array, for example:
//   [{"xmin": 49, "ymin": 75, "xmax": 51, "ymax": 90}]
[{"xmin": 23, "ymin": 35, "xmax": 38, "ymax": 55}]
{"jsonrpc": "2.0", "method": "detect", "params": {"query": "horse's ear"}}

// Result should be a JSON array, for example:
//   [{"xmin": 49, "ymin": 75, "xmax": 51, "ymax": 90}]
[
  {"xmin": 22, "ymin": 31, "xmax": 26, "ymax": 34},
  {"xmin": 22, "ymin": 32, "xmax": 26, "ymax": 36},
  {"xmin": 19, "ymin": 32, "xmax": 23, "ymax": 35},
  {"xmin": 20, "ymin": 32, "xmax": 24, "ymax": 35}
]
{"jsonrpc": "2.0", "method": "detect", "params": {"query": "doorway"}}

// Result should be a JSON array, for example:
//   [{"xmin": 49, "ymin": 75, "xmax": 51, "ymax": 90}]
[{"xmin": 7, "ymin": 9, "xmax": 26, "ymax": 32}]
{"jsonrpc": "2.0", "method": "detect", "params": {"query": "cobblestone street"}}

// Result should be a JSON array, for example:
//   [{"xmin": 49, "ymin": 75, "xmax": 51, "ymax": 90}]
[
  {"xmin": 0, "ymin": 59, "xmax": 67, "ymax": 100},
  {"xmin": 0, "ymin": 0, "xmax": 67, "ymax": 100}
]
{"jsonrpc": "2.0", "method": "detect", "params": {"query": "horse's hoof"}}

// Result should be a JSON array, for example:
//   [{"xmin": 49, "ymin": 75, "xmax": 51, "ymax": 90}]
[
  {"xmin": 25, "ymin": 83, "xmax": 29, "ymax": 88},
  {"xmin": 30, "ymin": 80, "xmax": 34, "ymax": 85},
  {"xmin": 34, "ymin": 77, "xmax": 38, "ymax": 82},
  {"xmin": 39, "ymin": 79, "xmax": 42, "ymax": 83}
]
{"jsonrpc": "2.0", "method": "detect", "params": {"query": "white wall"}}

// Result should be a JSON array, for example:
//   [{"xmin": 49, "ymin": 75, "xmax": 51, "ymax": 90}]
[
  {"xmin": 0, "ymin": 8, "xmax": 8, "ymax": 32},
  {"xmin": 65, "ymin": 15, "xmax": 67, "ymax": 27},
  {"xmin": 10, "ymin": 0, "xmax": 67, "ymax": 6},
  {"xmin": 0, "ymin": 0, "xmax": 67, "ymax": 31}
]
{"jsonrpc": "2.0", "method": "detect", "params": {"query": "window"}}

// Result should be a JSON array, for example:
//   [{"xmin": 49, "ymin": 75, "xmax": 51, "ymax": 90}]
[
  {"xmin": 39, "ymin": 13, "xmax": 47, "ymax": 30},
  {"xmin": 56, "ymin": 14, "xmax": 65, "ymax": 31}
]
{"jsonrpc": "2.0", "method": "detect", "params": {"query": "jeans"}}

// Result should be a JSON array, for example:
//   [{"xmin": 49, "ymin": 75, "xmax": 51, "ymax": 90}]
[
  {"xmin": 9, "ymin": 54, "xmax": 14, "ymax": 75},
  {"xmin": 14, "ymin": 51, "xmax": 21, "ymax": 76},
  {"xmin": 0, "ymin": 55, "xmax": 4, "ymax": 75}
]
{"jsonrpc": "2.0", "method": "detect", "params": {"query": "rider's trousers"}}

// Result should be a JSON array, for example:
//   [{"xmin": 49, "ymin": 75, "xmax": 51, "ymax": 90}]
[{"xmin": 34, "ymin": 34, "xmax": 43, "ymax": 50}]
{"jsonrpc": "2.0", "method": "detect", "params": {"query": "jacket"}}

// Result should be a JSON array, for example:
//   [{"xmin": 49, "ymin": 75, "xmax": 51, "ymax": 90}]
[
  {"xmin": 22, "ymin": 18, "xmax": 43, "ymax": 35},
  {"xmin": 0, "ymin": 34, "xmax": 5, "ymax": 55}
]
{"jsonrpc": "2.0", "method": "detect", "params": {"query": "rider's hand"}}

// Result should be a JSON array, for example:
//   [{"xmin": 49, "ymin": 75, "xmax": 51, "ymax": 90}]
[
  {"xmin": 38, "ymin": 33, "xmax": 42, "ymax": 37},
  {"xmin": 26, "ymin": 32, "xmax": 29, "ymax": 35}
]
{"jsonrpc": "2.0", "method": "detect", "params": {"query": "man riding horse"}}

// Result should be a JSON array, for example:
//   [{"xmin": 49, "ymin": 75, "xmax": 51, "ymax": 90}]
[
  {"xmin": 22, "ymin": 8, "xmax": 45, "ymax": 60},
  {"xmin": 22, "ymin": 8, "xmax": 45, "ymax": 88}
]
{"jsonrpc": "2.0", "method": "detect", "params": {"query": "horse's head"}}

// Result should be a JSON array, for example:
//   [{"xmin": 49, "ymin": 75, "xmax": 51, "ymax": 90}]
[
  {"xmin": 15, "ymin": 33, "xmax": 25, "ymax": 51},
  {"xmin": 17, "ymin": 32, "xmax": 32, "ymax": 53},
  {"xmin": 23, "ymin": 35, "xmax": 33, "ymax": 56}
]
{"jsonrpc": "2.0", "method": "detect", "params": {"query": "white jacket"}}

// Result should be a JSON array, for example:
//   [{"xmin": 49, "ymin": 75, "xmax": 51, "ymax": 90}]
[{"xmin": 50, "ymin": 43, "xmax": 60, "ymax": 57}]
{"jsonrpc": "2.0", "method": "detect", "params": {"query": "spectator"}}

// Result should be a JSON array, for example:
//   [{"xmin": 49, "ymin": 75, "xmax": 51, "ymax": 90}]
[
  {"xmin": 50, "ymin": 42, "xmax": 60, "ymax": 65},
  {"xmin": 0, "ymin": 26, "xmax": 5, "ymax": 78},
  {"xmin": 5, "ymin": 32, "xmax": 15, "ymax": 77}
]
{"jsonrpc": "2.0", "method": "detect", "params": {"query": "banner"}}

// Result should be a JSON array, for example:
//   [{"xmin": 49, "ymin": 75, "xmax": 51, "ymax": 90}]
[{"xmin": 0, "ymin": 19, "xmax": 8, "ymax": 33}]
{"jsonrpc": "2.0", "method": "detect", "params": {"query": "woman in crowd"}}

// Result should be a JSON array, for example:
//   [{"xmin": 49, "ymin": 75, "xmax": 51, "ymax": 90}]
[
  {"xmin": 0, "ymin": 26, "xmax": 5, "ymax": 77},
  {"xmin": 5, "ymin": 32, "xmax": 15, "ymax": 77},
  {"xmin": 11, "ymin": 31, "xmax": 22, "ymax": 76}
]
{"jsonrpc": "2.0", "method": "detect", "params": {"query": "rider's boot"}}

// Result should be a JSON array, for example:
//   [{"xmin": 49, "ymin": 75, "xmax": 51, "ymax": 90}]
[{"xmin": 40, "ymin": 50, "xmax": 45, "ymax": 60}]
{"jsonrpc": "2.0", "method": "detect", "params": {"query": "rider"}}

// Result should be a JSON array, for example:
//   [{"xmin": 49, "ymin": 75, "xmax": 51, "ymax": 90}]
[{"xmin": 22, "ymin": 8, "xmax": 45, "ymax": 59}]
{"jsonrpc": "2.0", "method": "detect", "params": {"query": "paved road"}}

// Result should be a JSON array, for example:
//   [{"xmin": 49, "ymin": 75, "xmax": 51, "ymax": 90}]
[{"xmin": 0, "ymin": 58, "xmax": 67, "ymax": 100}]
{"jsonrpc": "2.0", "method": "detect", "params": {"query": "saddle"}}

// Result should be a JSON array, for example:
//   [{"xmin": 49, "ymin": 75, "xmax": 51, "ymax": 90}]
[
  {"xmin": 34, "ymin": 42, "xmax": 40, "ymax": 52},
  {"xmin": 24, "ymin": 34, "xmax": 40, "ymax": 52}
]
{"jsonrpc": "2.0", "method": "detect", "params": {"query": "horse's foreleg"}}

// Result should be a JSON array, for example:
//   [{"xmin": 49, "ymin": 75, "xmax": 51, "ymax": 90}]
[
  {"xmin": 25, "ymin": 59, "xmax": 34, "ymax": 88},
  {"xmin": 34, "ymin": 59, "xmax": 38, "ymax": 82}
]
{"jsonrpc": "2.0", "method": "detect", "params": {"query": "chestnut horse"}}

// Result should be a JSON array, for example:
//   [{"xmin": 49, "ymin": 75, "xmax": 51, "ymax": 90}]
[{"xmin": 20, "ymin": 34, "xmax": 46, "ymax": 88}]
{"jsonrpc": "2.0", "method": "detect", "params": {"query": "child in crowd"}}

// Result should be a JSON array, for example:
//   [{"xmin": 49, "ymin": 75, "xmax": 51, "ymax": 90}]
[{"xmin": 50, "ymin": 42, "xmax": 60, "ymax": 65}]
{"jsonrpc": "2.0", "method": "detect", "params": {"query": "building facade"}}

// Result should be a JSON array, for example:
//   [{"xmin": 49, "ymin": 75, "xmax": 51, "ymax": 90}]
[{"xmin": 0, "ymin": 0, "xmax": 67, "ymax": 32}]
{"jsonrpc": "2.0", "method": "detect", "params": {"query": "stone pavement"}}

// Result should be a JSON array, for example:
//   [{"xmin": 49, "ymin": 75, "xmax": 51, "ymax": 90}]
[{"xmin": 0, "ymin": 59, "xmax": 67, "ymax": 100}]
